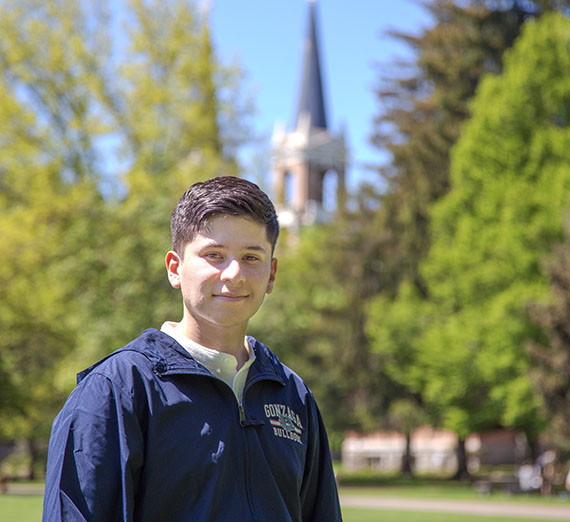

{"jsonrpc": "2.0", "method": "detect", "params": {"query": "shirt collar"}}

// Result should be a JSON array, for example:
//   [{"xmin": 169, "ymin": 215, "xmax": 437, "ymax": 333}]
[{"xmin": 160, "ymin": 321, "xmax": 255, "ymax": 386}]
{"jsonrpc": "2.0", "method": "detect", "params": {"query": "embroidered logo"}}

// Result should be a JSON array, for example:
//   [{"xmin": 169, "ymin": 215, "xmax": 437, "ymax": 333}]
[{"xmin": 264, "ymin": 403, "xmax": 304, "ymax": 444}]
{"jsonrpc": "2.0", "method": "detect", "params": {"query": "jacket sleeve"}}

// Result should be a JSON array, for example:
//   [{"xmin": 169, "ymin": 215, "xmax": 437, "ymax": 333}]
[
  {"xmin": 42, "ymin": 373, "xmax": 144, "ymax": 522},
  {"xmin": 299, "ymin": 393, "xmax": 343, "ymax": 522}
]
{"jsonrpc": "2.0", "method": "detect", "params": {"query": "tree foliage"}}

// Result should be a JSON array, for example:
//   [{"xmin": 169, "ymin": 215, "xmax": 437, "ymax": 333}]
[
  {"xmin": 369, "ymin": 11, "xmax": 570, "ymax": 450},
  {"xmin": 422, "ymin": 10, "xmax": 570, "ymax": 436},
  {"xmin": 366, "ymin": 1, "xmax": 570, "ymax": 476}
]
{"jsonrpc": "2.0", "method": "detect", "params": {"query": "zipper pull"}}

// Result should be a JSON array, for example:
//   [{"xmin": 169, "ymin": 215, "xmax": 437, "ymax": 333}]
[{"xmin": 239, "ymin": 403, "xmax": 246, "ymax": 426}]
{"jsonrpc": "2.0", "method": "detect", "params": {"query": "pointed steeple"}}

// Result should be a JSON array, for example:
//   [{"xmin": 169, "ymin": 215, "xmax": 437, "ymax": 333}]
[
  {"xmin": 271, "ymin": 0, "xmax": 346, "ymax": 228},
  {"xmin": 296, "ymin": 0, "xmax": 327, "ymax": 130}
]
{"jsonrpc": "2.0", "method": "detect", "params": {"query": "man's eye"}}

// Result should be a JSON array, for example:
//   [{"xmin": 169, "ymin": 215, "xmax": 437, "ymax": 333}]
[
  {"xmin": 244, "ymin": 255, "xmax": 261, "ymax": 262},
  {"xmin": 204, "ymin": 252, "xmax": 222, "ymax": 260}
]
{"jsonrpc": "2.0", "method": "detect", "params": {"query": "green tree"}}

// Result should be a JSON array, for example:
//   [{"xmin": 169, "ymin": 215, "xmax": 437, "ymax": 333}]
[
  {"xmin": 0, "ymin": 0, "xmax": 110, "ymax": 474},
  {"xmin": 0, "ymin": 158, "xmax": 101, "ymax": 476},
  {"xmin": 367, "ymin": 0, "xmax": 569, "ymax": 477},
  {"xmin": 376, "ymin": 11, "xmax": 570, "ymax": 474}
]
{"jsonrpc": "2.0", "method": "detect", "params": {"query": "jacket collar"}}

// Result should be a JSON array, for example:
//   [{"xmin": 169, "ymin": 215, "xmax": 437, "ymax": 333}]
[{"xmin": 78, "ymin": 328, "xmax": 287, "ymax": 386}]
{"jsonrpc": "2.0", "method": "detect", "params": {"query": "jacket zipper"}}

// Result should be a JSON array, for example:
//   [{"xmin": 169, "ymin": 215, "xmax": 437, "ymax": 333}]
[
  {"xmin": 203, "ymin": 374, "xmax": 247, "ymax": 426},
  {"xmin": 238, "ymin": 402, "xmax": 246, "ymax": 426},
  {"xmin": 204, "ymin": 372, "xmax": 281, "ymax": 427},
  {"xmin": 235, "ymin": 388, "xmax": 257, "ymax": 520}
]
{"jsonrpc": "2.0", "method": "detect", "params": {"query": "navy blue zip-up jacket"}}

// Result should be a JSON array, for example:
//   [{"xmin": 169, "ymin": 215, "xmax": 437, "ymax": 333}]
[{"xmin": 43, "ymin": 329, "xmax": 342, "ymax": 521}]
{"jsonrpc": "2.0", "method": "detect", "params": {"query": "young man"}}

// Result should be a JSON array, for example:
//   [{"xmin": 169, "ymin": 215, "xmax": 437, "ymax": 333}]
[{"xmin": 43, "ymin": 176, "xmax": 342, "ymax": 521}]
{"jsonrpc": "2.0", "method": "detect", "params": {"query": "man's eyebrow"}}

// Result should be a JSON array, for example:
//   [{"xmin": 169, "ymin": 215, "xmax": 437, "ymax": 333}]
[
  {"xmin": 201, "ymin": 241, "xmax": 225, "ymax": 249},
  {"xmin": 245, "ymin": 245, "xmax": 268, "ymax": 253},
  {"xmin": 200, "ymin": 241, "xmax": 268, "ymax": 253}
]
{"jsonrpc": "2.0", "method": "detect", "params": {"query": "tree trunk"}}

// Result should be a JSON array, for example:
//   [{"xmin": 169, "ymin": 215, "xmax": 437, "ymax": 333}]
[
  {"xmin": 401, "ymin": 432, "xmax": 413, "ymax": 475},
  {"xmin": 527, "ymin": 435, "xmax": 540, "ymax": 461},
  {"xmin": 26, "ymin": 439, "xmax": 38, "ymax": 481},
  {"xmin": 453, "ymin": 438, "xmax": 470, "ymax": 480}
]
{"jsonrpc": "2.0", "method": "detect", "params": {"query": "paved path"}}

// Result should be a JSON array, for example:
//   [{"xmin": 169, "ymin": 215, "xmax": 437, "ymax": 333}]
[{"xmin": 341, "ymin": 496, "xmax": 570, "ymax": 520}]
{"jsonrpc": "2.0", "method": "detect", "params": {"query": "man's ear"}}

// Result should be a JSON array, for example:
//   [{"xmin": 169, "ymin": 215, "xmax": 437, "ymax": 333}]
[
  {"xmin": 266, "ymin": 258, "xmax": 278, "ymax": 294},
  {"xmin": 165, "ymin": 250, "xmax": 182, "ymax": 289}
]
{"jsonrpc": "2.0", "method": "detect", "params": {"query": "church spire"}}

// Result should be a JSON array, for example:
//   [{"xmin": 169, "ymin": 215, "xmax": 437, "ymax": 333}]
[
  {"xmin": 271, "ymin": 0, "xmax": 346, "ymax": 228},
  {"xmin": 296, "ymin": 0, "xmax": 327, "ymax": 130}
]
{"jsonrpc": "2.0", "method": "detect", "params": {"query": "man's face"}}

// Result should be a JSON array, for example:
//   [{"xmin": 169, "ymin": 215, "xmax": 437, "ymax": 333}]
[{"xmin": 166, "ymin": 215, "xmax": 277, "ymax": 340}]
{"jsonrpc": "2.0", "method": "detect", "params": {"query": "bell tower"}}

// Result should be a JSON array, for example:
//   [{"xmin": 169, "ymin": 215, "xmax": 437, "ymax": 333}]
[{"xmin": 271, "ymin": 0, "xmax": 346, "ymax": 228}]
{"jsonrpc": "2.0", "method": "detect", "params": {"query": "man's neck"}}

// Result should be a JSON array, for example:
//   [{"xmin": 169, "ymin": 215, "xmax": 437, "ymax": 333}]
[{"xmin": 177, "ymin": 317, "xmax": 250, "ymax": 369}]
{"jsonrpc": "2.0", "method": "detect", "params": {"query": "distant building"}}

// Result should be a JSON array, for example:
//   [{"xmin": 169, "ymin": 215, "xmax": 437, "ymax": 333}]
[
  {"xmin": 342, "ymin": 427, "xmax": 458, "ymax": 474},
  {"xmin": 271, "ymin": 0, "xmax": 346, "ymax": 229},
  {"xmin": 465, "ymin": 430, "xmax": 531, "ymax": 469},
  {"xmin": 342, "ymin": 428, "xmax": 532, "ymax": 474}
]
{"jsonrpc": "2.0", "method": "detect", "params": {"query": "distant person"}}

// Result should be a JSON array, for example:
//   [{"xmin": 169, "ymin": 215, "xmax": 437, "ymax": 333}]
[{"xmin": 42, "ymin": 176, "xmax": 342, "ymax": 521}]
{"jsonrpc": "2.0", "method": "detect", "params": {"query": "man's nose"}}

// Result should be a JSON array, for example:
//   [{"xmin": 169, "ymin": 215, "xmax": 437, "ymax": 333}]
[{"xmin": 220, "ymin": 258, "xmax": 245, "ymax": 282}]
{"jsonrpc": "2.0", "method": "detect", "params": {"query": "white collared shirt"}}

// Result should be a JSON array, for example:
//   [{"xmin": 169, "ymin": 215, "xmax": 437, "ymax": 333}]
[{"xmin": 160, "ymin": 322, "xmax": 255, "ymax": 402}]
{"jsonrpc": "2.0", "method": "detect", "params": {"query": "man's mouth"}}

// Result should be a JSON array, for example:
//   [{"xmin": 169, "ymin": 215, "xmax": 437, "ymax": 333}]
[{"xmin": 214, "ymin": 293, "xmax": 248, "ymax": 300}]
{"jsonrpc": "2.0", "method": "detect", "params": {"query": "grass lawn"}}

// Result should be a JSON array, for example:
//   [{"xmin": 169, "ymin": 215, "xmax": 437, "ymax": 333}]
[
  {"xmin": 1, "ymin": 497, "xmax": 567, "ymax": 522},
  {"xmin": 0, "ymin": 494, "xmax": 43, "ymax": 522},
  {"xmin": 338, "ymin": 477, "xmax": 570, "ymax": 505},
  {"xmin": 342, "ymin": 507, "xmax": 568, "ymax": 522},
  {"xmin": 340, "ymin": 485, "xmax": 569, "ymax": 504}
]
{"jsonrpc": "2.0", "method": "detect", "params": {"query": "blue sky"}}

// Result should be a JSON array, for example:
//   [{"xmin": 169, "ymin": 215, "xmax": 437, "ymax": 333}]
[{"xmin": 209, "ymin": 0, "xmax": 434, "ymax": 192}]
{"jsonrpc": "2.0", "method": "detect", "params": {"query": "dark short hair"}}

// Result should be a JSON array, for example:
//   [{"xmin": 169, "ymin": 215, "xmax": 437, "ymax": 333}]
[{"xmin": 171, "ymin": 176, "xmax": 280, "ymax": 255}]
